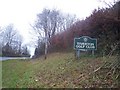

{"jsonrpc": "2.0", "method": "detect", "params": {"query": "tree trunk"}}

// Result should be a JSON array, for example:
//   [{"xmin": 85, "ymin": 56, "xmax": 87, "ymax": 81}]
[{"xmin": 44, "ymin": 31, "xmax": 48, "ymax": 59}]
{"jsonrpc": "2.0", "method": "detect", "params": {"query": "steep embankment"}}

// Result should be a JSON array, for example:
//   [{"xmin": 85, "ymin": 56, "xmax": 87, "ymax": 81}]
[{"xmin": 2, "ymin": 52, "xmax": 119, "ymax": 88}]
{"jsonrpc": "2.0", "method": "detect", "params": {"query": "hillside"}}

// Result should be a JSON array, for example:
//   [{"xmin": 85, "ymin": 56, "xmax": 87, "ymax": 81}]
[
  {"xmin": 35, "ymin": 1, "xmax": 120, "ymax": 57},
  {"xmin": 2, "ymin": 52, "xmax": 119, "ymax": 88}
]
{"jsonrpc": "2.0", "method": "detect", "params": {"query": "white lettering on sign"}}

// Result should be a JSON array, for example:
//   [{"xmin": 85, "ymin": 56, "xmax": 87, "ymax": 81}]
[{"xmin": 76, "ymin": 42, "xmax": 95, "ymax": 49}]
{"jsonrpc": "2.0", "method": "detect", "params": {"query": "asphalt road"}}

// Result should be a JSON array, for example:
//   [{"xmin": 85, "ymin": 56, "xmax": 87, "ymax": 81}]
[{"xmin": 0, "ymin": 57, "xmax": 30, "ymax": 61}]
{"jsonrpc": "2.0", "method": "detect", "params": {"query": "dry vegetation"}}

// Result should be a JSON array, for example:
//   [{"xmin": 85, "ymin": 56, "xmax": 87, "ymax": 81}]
[{"xmin": 2, "ymin": 52, "xmax": 119, "ymax": 88}]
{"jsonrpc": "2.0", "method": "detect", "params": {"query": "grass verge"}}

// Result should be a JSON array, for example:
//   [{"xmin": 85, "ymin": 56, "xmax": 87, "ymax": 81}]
[{"xmin": 2, "ymin": 52, "xmax": 119, "ymax": 88}]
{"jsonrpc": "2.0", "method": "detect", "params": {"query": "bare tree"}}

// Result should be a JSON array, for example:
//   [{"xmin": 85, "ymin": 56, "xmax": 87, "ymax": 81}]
[
  {"xmin": 34, "ymin": 8, "xmax": 77, "ymax": 59},
  {"xmin": 36, "ymin": 9, "xmax": 49, "ymax": 59},
  {"xmin": 12, "ymin": 33, "xmax": 23, "ymax": 54},
  {"xmin": 21, "ymin": 45, "xmax": 30, "ymax": 57},
  {"xmin": 2, "ymin": 24, "xmax": 23, "ymax": 56},
  {"xmin": 0, "ymin": 27, "xmax": 3, "ymax": 55},
  {"xmin": 34, "ymin": 9, "xmax": 59, "ymax": 59},
  {"xmin": 60, "ymin": 14, "xmax": 77, "ymax": 31},
  {"xmin": 2, "ymin": 24, "xmax": 17, "ymax": 46}
]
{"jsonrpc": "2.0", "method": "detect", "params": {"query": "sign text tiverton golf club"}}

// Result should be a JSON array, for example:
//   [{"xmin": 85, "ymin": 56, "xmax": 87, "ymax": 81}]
[{"xmin": 74, "ymin": 36, "xmax": 97, "ymax": 50}]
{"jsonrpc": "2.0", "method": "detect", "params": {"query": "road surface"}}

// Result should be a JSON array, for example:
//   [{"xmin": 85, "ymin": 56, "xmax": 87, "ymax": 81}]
[{"xmin": 0, "ymin": 57, "xmax": 30, "ymax": 61}]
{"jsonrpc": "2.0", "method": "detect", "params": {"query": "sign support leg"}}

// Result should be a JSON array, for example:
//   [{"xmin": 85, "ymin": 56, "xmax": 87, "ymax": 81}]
[
  {"xmin": 74, "ymin": 50, "xmax": 76, "ymax": 59},
  {"xmin": 92, "ymin": 50, "xmax": 94, "ymax": 56},
  {"xmin": 77, "ymin": 50, "xmax": 80, "ymax": 59}
]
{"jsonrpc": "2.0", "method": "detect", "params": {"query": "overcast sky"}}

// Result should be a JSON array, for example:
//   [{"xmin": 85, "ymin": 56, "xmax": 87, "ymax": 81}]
[{"xmin": 0, "ymin": 0, "xmax": 117, "ymax": 55}]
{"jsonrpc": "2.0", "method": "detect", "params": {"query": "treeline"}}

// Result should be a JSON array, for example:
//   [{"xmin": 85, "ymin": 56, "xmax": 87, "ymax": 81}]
[
  {"xmin": 34, "ymin": 1, "xmax": 120, "ymax": 58},
  {"xmin": 0, "ymin": 24, "xmax": 30, "ymax": 57},
  {"xmin": 33, "ymin": 9, "xmax": 77, "ymax": 58},
  {"xmin": 48, "ymin": 1, "xmax": 120, "ymax": 55}
]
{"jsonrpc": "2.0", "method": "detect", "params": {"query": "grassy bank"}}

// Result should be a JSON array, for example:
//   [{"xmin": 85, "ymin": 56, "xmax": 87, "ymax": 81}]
[{"xmin": 2, "ymin": 52, "xmax": 119, "ymax": 88}]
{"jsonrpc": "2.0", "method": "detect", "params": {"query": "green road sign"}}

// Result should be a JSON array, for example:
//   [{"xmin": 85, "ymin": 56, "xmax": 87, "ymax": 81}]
[{"xmin": 74, "ymin": 36, "xmax": 97, "ymax": 50}]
